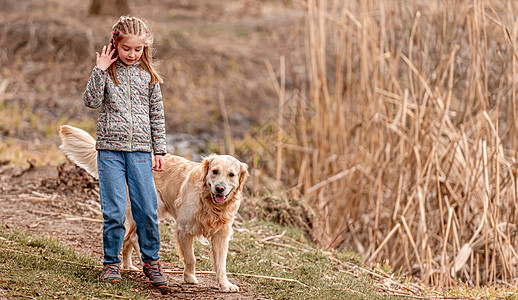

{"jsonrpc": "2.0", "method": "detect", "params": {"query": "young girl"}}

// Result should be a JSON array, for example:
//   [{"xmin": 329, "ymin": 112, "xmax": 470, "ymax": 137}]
[{"xmin": 83, "ymin": 16, "xmax": 167, "ymax": 288}]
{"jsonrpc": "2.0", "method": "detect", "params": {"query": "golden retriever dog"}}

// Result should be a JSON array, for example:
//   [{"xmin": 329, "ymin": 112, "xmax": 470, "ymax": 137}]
[{"xmin": 59, "ymin": 125, "xmax": 248, "ymax": 292}]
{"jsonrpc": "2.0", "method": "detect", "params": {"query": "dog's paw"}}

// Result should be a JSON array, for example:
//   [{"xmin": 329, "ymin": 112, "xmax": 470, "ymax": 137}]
[
  {"xmin": 122, "ymin": 263, "xmax": 139, "ymax": 271},
  {"xmin": 184, "ymin": 273, "xmax": 198, "ymax": 284},
  {"xmin": 220, "ymin": 281, "xmax": 239, "ymax": 292}
]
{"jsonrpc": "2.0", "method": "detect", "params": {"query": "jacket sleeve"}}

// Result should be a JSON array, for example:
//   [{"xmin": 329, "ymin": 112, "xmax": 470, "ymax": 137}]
[
  {"xmin": 149, "ymin": 82, "xmax": 167, "ymax": 154},
  {"xmin": 83, "ymin": 66, "xmax": 107, "ymax": 109}
]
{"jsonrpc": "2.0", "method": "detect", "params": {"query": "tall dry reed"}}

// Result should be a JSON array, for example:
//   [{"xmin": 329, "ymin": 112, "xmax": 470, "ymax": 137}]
[{"xmin": 250, "ymin": 0, "xmax": 518, "ymax": 288}]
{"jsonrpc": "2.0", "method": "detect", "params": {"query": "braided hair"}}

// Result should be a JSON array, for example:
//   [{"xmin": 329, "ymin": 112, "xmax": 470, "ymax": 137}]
[{"xmin": 108, "ymin": 16, "xmax": 163, "ymax": 86}]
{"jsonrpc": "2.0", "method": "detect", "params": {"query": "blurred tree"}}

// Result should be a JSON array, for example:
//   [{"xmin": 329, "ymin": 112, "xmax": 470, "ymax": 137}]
[{"xmin": 89, "ymin": 0, "xmax": 130, "ymax": 16}]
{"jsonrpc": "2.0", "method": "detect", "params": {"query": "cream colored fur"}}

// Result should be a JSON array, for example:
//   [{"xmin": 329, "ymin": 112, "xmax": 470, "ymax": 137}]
[
  {"xmin": 59, "ymin": 125, "xmax": 248, "ymax": 292},
  {"xmin": 59, "ymin": 125, "xmax": 98, "ymax": 179}
]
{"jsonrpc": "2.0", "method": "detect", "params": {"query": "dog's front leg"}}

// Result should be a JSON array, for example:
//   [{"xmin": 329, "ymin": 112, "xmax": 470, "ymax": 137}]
[
  {"xmin": 211, "ymin": 228, "xmax": 238, "ymax": 292},
  {"xmin": 177, "ymin": 231, "xmax": 198, "ymax": 284}
]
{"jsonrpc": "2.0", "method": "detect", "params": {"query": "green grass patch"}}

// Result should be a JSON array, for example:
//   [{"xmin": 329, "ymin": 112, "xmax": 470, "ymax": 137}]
[
  {"xmin": 0, "ymin": 220, "xmax": 413, "ymax": 299},
  {"xmin": 225, "ymin": 221, "xmax": 407, "ymax": 299},
  {"xmin": 159, "ymin": 220, "xmax": 409, "ymax": 299},
  {"xmin": 0, "ymin": 226, "xmax": 147, "ymax": 299}
]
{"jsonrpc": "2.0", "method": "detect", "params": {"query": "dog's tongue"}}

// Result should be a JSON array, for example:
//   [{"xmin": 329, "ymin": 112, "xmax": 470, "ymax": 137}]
[{"xmin": 215, "ymin": 195, "xmax": 225, "ymax": 203}]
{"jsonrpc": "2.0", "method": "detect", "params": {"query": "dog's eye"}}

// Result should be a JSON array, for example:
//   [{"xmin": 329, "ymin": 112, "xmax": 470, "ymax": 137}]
[
  {"xmin": 229, "ymin": 172, "xmax": 235, "ymax": 177},
  {"xmin": 212, "ymin": 170, "xmax": 219, "ymax": 175}
]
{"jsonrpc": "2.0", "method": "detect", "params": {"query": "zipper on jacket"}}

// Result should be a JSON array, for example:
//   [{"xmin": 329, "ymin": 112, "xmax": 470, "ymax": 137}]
[{"xmin": 126, "ymin": 67, "xmax": 134, "ymax": 150}]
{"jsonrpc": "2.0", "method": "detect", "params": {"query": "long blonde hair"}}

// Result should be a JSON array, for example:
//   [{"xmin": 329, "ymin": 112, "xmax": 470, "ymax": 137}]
[{"xmin": 108, "ymin": 16, "xmax": 163, "ymax": 86}]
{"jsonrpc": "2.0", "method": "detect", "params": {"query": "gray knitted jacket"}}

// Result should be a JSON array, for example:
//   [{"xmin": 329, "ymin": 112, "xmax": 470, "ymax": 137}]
[{"xmin": 83, "ymin": 61, "xmax": 166, "ymax": 155}]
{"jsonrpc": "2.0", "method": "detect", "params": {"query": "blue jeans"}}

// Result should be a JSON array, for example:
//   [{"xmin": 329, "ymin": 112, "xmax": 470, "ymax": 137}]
[{"xmin": 97, "ymin": 150, "xmax": 160, "ymax": 265}]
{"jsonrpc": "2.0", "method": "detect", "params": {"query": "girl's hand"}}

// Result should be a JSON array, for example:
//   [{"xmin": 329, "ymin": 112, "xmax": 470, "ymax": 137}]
[
  {"xmin": 153, "ymin": 155, "xmax": 165, "ymax": 172},
  {"xmin": 96, "ymin": 43, "xmax": 117, "ymax": 71}
]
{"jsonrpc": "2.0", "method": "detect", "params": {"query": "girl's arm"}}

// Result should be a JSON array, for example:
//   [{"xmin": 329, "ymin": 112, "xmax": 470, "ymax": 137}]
[
  {"xmin": 83, "ymin": 67, "xmax": 108, "ymax": 109},
  {"xmin": 84, "ymin": 44, "xmax": 117, "ymax": 109},
  {"xmin": 149, "ymin": 82, "xmax": 167, "ymax": 155}
]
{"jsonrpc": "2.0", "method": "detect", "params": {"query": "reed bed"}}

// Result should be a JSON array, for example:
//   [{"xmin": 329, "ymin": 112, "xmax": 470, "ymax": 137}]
[{"xmin": 249, "ymin": 0, "xmax": 518, "ymax": 288}]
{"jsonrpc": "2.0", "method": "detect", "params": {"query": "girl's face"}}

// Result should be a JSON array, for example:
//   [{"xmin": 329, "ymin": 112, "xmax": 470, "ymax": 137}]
[{"xmin": 115, "ymin": 35, "xmax": 145, "ymax": 66}]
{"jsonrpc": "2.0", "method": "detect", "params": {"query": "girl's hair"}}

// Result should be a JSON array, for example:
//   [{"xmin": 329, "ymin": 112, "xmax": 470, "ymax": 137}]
[{"xmin": 108, "ymin": 16, "xmax": 163, "ymax": 86}]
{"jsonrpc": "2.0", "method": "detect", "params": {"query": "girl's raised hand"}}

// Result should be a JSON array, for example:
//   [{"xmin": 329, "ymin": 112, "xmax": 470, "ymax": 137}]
[{"xmin": 96, "ymin": 43, "xmax": 117, "ymax": 71}]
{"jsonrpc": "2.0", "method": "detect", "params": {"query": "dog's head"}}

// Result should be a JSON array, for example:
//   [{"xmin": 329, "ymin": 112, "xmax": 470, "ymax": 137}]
[{"xmin": 202, "ymin": 154, "xmax": 248, "ymax": 204}]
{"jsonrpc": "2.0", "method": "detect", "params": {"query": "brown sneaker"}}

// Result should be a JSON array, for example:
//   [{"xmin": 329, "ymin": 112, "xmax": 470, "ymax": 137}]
[
  {"xmin": 143, "ymin": 260, "xmax": 168, "ymax": 288},
  {"xmin": 100, "ymin": 263, "xmax": 121, "ymax": 283}
]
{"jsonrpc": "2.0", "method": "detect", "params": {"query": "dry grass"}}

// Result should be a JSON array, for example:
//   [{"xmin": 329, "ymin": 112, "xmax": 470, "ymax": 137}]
[{"xmin": 247, "ymin": 0, "xmax": 518, "ymax": 288}]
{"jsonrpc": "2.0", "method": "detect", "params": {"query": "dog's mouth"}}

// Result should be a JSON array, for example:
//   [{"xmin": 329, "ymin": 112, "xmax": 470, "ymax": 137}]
[
  {"xmin": 210, "ymin": 188, "xmax": 234, "ymax": 204},
  {"xmin": 211, "ymin": 193, "xmax": 227, "ymax": 204}
]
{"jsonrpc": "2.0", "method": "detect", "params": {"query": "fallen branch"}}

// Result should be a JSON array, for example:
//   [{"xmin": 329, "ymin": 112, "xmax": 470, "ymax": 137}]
[
  {"xmin": 258, "ymin": 230, "xmax": 286, "ymax": 243},
  {"xmin": 64, "ymin": 215, "xmax": 102, "ymax": 223},
  {"xmin": 101, "ymin": 293, "xmax": 135, "ymax": 299},
  {"xmin": 122, "ymin": 268, "xmax": 307, "ymax": 286},
  {"xmin": 259, "ymin": 240, "xmax": 309, "ymax": 253}
]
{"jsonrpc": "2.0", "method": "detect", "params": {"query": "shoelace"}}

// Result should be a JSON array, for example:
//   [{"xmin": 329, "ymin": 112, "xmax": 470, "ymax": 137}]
[
  {"xmin": 103, "ymin": 265, "xmax": 120, "ymax": 276},
  {"xmin": 145, "ymin": 262, "xmax": 163, "ymax": 277}
]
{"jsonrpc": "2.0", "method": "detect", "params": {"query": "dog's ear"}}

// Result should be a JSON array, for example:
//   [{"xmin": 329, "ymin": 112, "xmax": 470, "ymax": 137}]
[
  {"xmin": 202, "ymin": 155, "xmax": 214, "ymax": 183},
  {"xmin": 238, "ymin": 162, "xmax": 249, "ymax": 192}
]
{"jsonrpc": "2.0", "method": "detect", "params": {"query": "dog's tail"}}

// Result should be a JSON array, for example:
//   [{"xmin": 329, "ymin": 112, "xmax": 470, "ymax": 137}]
[{"xmin": 59, "ymin": 125, "xmax": 98, "ymax": 179}]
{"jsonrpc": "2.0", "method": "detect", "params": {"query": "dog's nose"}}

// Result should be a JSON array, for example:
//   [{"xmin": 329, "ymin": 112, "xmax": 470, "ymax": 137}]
[{"xmin": 215, "ymin": 185, "xmax": 225, "ymax": 194}]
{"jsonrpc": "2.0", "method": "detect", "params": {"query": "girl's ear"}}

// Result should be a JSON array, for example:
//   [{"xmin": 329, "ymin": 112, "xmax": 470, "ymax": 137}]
[{"xmin": 111, "ymin": 40, "xmax": 119, "ymax": 59}]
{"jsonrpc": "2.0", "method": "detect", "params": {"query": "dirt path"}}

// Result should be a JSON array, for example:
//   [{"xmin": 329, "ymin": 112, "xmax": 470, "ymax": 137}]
[{"xmin": 0, "ymin": 163, "xmax": 262, "ymax": 299}]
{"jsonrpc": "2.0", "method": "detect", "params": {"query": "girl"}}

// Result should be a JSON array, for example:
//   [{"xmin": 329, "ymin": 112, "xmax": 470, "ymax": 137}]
[{"xmin": 83, "ymin": 16, "xmax": 167, "ymax": 288}]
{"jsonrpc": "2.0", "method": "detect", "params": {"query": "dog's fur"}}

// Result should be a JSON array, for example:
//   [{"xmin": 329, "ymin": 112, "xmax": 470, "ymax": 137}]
[{"xmin": 59, "ymin": 125, "xmax": 248, "ymax": 292}]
